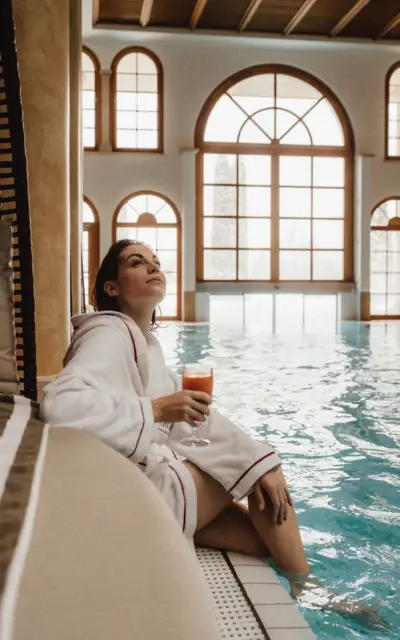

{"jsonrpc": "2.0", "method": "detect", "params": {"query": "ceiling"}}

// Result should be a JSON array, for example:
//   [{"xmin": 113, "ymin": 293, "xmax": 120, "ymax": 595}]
[{"xmin": 94, "ymin": 0, "xmax": 400, "ymax": 41}]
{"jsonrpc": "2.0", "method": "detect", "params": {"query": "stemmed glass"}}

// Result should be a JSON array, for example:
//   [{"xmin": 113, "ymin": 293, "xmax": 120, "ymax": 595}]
[{"xmin": 180, "ymin": 363, "xmax": 213, "ymax": 448}]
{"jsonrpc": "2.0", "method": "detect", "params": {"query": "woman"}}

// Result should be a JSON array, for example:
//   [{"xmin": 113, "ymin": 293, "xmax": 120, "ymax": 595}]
[{"xmin": 44, "ymin": 240, "xmax": 384, "ymax": 627}]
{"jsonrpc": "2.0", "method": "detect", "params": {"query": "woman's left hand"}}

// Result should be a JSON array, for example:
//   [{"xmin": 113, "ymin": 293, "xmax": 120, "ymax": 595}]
[{"xmin": 254, "ymin": 467, "xmax": 293, "ymax": 525}]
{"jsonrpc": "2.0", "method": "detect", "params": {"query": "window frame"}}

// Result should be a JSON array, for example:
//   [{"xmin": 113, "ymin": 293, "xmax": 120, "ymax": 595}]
[
  {"xmin": 82, "ymin": 46, "xmax": 101, "ymax": 152},
  {"xmin": 83, "ymin": 196, "xmax": 100, "ymax": 308},
  {"xmin": 112, "ymin": 190, "xmax": 182, "ymax": 320},
  {"xmin": 370, "ymin": 196, "xmax": 400, "ymax": 320},
  {"xmin": 110, "ymin": 46, "xmax": 164, "ymax": 153},
  {"xmin": 385, "ymin": 62, "xmax": 400, "ymax": 160},
  {"xmin": 195, "ymin": 64, "xmax": 355, "ymax": 286}
]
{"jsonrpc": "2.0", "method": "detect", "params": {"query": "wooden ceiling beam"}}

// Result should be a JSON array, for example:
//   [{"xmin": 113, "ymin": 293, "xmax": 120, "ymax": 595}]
[
  {"xmin": 190, "ymin": 0, "xmax": 208, "ymax": 30},
  {"xmin": 238, "ymin": 0, "xmax": 263, "ymax": 33},
  {"xmin": 330, "ymin": 0, "xmax": 373, "ymax": 37},
  {"xmin": 140, "ymin": 0, "xmax": 154, "ymax": 27},
  {"xmin": 283, "ymin": 0, "xmax": 320, "ymax": 36},
  {"xmin": 376, "ymin": 12, "xmax": 400, "ymax": 40}
]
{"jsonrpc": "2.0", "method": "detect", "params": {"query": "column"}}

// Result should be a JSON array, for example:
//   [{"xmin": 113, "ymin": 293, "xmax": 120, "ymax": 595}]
[
  {"xmin": 13, "ymin": 0, "xmax": 70, "ymax": 376},
  {"xmin": 100, "ymin": 69, "xmax": 112, "ymax": 151},
  {"xmin": 70, "ymin": 0, "xmax": 82, "ymax": 316},
  {"xmin": 354, "ymin": 155, "xmax": 373, "ymax": 321},
  {"xmin": 181, "ymin": 148, "xmax": 199, "ymax": 321}
]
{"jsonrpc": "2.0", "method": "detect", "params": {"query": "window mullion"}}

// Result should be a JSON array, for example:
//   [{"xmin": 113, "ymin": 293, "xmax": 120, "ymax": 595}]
[{"xmin": 271, "ymin": 154, "xmax": 279, "ymax": 281}]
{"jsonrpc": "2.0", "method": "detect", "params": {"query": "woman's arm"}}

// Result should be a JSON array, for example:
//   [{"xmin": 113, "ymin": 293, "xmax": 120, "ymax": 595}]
[{"xmin": 44, "ymin": 325, "xmax": 158, "ymax": 464}]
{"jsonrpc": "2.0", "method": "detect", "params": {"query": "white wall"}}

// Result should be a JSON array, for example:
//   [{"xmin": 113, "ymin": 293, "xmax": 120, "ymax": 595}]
[{"xmin": 82, "ymin": 7, "xmax": 400, "ymax": 316}]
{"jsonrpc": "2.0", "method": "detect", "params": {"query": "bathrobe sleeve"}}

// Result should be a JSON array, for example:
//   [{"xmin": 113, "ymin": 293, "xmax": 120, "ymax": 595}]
[
  {"xmin": 165, "ymin": 370, "xmax": 282, "ymax": 502},
  {"xmin": 43, "ymin": 325, "xmax": 157, "ymax": 464}
]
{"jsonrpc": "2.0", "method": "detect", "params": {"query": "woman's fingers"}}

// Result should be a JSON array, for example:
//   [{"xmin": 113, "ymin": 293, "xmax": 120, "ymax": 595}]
[
  {"xmin": 255, "ymin": 483, "xmax": 265, "ymax": 511},
  {"xmin": 285, "ymin": 485, "xmax": 294, "ymax": 507},
  {"xmin": 186, "ymin": 390, "xmax": 212, "ymax": 405}
]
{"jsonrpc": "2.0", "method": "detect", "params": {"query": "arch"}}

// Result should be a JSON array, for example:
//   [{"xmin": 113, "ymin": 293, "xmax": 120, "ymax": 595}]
[
  {"xmin": 385, "ymin": 62, "xmax": 400, "ymax": 158},
  {"xmin": 110, "ymin": 47, "xmax": 163, "ymax": 152},
  {"xmin": 82, "ymin": 197, "xmax": 100, "ymax": 310},
  {"xmin": 370, "ymin": 197, "xmax": 400, "ymax": 319},
  {"xmin": 195, "ymin": 64, "xmax": 354, "ymax": 284},
  {"xmin": 113, "ymin": 191, "xmax": 181, "ymax": 319},
  {"xmin": 82, "ymin": 47, "xmax": 101, "ymax": 150}
]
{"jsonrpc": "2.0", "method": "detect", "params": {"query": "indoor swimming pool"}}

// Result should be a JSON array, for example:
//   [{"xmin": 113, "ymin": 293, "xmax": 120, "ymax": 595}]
[{"xmin": 160, "ymin": 321, "xmax": 400, "ymax": 640}]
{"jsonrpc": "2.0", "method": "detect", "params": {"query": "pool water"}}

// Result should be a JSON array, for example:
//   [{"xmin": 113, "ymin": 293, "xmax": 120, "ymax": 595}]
[{"xmin": 159, "ymin": 321, "xmax": 400, "ymax": 640}]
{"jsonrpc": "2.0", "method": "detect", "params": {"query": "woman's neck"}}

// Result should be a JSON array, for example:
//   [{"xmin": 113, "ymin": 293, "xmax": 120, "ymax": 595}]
[{"xmin": 121, "ymin": 305, "xmax": 152, "ymax": 336}]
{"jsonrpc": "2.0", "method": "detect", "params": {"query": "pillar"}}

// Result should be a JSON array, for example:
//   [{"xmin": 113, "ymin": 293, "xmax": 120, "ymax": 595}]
[
  {"xmin": 181, "ymin": 148, "xmax": 198, "ymax": 321},
  {"xmin": 13, "ymin": 0, "xmax": 70, "ymax": 375},
  {"xmin": 354, "ymin": 155, "xmax": 373, "ymax": 321},
  {"xmin": 70, "ymin": 0, "xmax": 82, "ymax": 315}
]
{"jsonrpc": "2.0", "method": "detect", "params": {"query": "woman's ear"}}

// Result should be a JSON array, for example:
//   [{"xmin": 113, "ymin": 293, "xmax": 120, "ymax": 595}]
[{"xmin": 103, "ymin": 280, "xmax": 119, "ymax": 298}]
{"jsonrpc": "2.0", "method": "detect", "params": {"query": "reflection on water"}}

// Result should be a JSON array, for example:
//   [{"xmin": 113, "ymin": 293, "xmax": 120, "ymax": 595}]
[{"xmin": 159, "ymin": 321, "xmax": 400, "ymax": 640}]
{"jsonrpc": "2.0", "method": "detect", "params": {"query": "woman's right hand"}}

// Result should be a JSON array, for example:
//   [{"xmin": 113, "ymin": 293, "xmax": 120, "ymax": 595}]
[{"xmin": 151, "ymin": 390, "xmax": 212, "ymax": 426}]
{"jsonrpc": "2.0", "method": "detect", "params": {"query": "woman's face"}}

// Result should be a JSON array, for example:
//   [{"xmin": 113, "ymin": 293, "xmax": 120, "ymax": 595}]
[{"xmin": 105, "ymin": 243, "xmax": 166, "ymax": 312}]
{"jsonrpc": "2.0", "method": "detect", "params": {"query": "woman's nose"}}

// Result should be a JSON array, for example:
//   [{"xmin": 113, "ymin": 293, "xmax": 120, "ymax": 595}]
[{"xmin": 148, "ymin": 263, "xmax": 159, "ymax": 273}]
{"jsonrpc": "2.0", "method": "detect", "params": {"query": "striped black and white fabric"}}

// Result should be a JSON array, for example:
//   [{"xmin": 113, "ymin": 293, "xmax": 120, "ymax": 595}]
[{"xmin": 0, "ymin": 394, "xmax": 48, "ymax": 640}]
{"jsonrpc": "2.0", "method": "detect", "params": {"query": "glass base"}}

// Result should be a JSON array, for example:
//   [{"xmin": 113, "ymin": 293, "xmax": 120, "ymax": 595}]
[{"xmin": 180, "ymin": 436, "xmax": 210, "ymax": 448}]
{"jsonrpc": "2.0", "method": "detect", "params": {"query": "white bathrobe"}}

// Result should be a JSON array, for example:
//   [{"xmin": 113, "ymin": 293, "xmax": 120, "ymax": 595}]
[{"xmin": 44, "ymin": 312, "xmax": 281, "ymax": 538}]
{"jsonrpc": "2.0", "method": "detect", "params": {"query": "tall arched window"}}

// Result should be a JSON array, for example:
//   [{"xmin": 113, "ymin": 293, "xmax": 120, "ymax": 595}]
[
  {"xmin": 195, "ymin": 65, "xmax": 354, "ymax": 284},
  {"xmin": 83, "ymin": 197, "xmax": 100, "ymax": 310},
  {"xmin": 370, "ymin": 198, "xmax": 400, "ymax": 318},
  {"xmin": 111, "ymin": 47, "xmax": 163, "ymax": 152},
  {"xmin": 82, "ymin": 47, "xmax": 100, "ymax": 150},
  {"xmin": 113, "ymin": 192, "xmax": 181, "ymax": 319},
  {"xmin": 386, "ymin": 63, "xmax": 400, "ymax": 158}
]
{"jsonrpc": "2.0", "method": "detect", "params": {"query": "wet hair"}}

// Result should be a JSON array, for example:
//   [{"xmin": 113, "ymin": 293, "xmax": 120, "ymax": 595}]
[{"xmin": 92, "ymin": 239, "xmax": 157, "ymax": 328}]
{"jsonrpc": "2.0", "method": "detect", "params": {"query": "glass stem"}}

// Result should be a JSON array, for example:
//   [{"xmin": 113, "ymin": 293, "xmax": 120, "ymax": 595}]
[{"xmin": 192, "ymin": 425, "xmax": 199, "ymax": 441}]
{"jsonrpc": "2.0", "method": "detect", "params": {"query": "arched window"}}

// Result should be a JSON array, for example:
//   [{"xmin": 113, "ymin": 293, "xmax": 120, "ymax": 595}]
[
  {"xmin": 386, "ymin": 63, "xmax": 400, "ymax": 158},
  {"xmin": 113, "ymin": 192, "xmax": 181, "ymax": 319},
  {"xmin": 370, "ymin": 198, "xmax": 400, "ymax": 318},
  {"xmin": 82, "ymin": 47, "xmax": 100, "ymax": 150},
  {"xmin": 83, "ymin": 197, "xmax": 100, "ymax": 310},
  {"xmin": 195, "ymin": 65, "xmax": 354, "ymax": 283},
  {"xmin": 111, "ymin": 47, "xmax": 163, "ymax": 152}
]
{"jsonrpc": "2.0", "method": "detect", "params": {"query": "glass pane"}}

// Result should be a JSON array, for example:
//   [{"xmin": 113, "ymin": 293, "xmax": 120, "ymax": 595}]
[
  {"xmin": 118, "ymin": 53, "xmax": 137, "ymax": 73},
  {"xmin": 279, "ymin": 250, "xmax": 311, "ymax": 280},
  {"xmin": 82, "ymin": 231, "xmax": 89, "ymax": 250},
  {"xmin": 137, "ymin": 111, "xmax": 158, "ymax": 130},
  {"xmin": 238, "ymin": 250, "xmax": 270, "ymax": 280},
  {"xmin": 157, "ymin": 250, "xmax": 177, "ymax": 272},
  {"xmin": 313, "ymin": 251, "xmax": 343, "ymax": 280},
  {"xmin": 313, "ymin": 158, "xmax": 345, "ymax": 187},
  {"xmin": 370, "ymin": 295, "xmax": 386, "ymax": 315},
  {"xmin": 370, "ymin": 251, "xmax": 386, "ymax": 272},
  {"xmin": 388, "ymin": 231, "xmax": 400, "ymax": 252},
  {"xmin": 154, "ymin": 204, "xmax": 176, "ymax": 223},
  {"xmin": 82, "ymin": 52, "xmax": 94, "ymax": 72},
  {"xmin": 138, "ymin": 75, "xmax": 157, "ymax": 93},
  {"xmin": 138, "ymin": 130, "xmax": 158, "ymax": 148},
  {"xmin": 238, "ymin": 119, "xmax": 270, "ymax": 143},
  {"xmin": 239, "ymin": 187, "xmax": 271, "ymax": 217},
  {"xmin": 210, "ymin": 295, "xmax": 244, "ymax": 328},
  {"xmin": 303, "ymin": 99, "xmax": 344, "ymax": 146},
  {"xmin": 239, "ymin": 219, "xmax": 270, "ymax": 248},
  {"xmin": 387, "ymin": 274, "xmax": 400, "ymax": 293},
  {"xmin": 370, "ymin": 274, "xmax": 387, "ymax": 294},
  {"xmin": 204, "ymin": 218, "xmax": 236, "ymax": 248},
  {"xmin": 371, "ymin": 230, "xmax": 387, "ymax": 252},
  {"xmin": 280, "ymin": 220, "xmax": 311, "ymax": 249},
  {"xmin": 82, "ymin": 91, "xmax": 95, "ymax": 109},
  {"xmin": 279, "ymin": 120, "xmax": 311, "ymax": 145},
  {"xmin": 165, "ymin": 272, "xmax": 177, "ymax": 293},
  {"xmin": 83, "ymin": 202, "xmax": 95, "ymax": 223},
  {"xmin": 388, "ymin": 252, "xmax": 400, "ymax": 272},
  {"xmin": 118, "ymin": 202, "xmax": 139, "ymax": 223},
  {"xmin": 387, "ymin": 295, "xmax": 400, "ymax": 314},
  {"xmin": 159, "ymin": 295, "xmax": 177, "ymax": 318},
  {"xmin": 229, "ymin": 74, "xmax": 275, "ymax": 103},
  {"xmin": 204, "ymin": 154, "xmax": 236, "ymax": 185},
  {"xmin": 276, "ymin": 75, "xmax": 321, "ymax": 117},
  {"xmin": 117, "ymin": 74, "xmax": 137, "ymax": 92},
  {"xmin": 276, "ymin": 110, "xmax": 299, "ymax": 140},
  {"xmin": 117, "ymin": 111, "xmax": 138, "ymax": 129},
  {"xmin": 83, "ymin": 70, "xmax": 95, "ymax": 91},
  {"xmin": 280, "ymin": 188, "xmax": 311, "ymax": 218},
  {"xmin": 116, "ymin": 130, "xmax": 137, "ymax": 148},
  {"xmin": 137, "ymin": 54, "xmax": 157, "ymax": 74},
  {"xmin": 252, "ymin": 110, "xmax": 275, "ymax": 140},
  {"xmin": 313, "ymin": 220, "xmax": 343, "ymax": 249},
  {"xmin": 204, "ymin": 250, "xmax": 236, "ymax": 280},
  {"xmin": 275, "ymin": 294, "xmax": 304, "ymax": 333},
  {"xmin": 204, "ymin": 186, "xmax": 236, "ymax": 217},
  {"xmin": 371, "ymin": 206, "xmax": 389, "ymax": 227},
  {"xmin": 204, "ymin": 95, "xmax": 247, "ymax": 143},
  {"xmin": 238, "ymin": 155, "xmax": 271, "ymax": 185},
  {"xmin": 313, "ymin": 189, "xmax": 345, "ymax": 218},
  {"xmin": 137, "ymin": 93, "xmax": 157, "ymax": 110},
  {"xmin": 156, "ymin": 228, "xmax": 177, "ymax": 251},
  {"xmin": 280, "ymin": 157, "xmax": 312, "ymax": 186},
  {"xmin": 136, "ymin": 227, "xmax": 157, "ymax": 248},
  {"xmin": 83, "ymin": 129, "xmax": 95, "ymax": 148},
  {"xmin": 116, "ymin": 227, "xmax": 137, "ymax": 241}
]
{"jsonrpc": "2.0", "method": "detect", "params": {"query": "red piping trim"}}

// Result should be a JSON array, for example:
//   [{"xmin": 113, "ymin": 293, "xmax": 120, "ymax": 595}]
[
  {"xmin": 228, "ymin": 451, "xmax": 275, "ymax": 493},
  {"xmin": 167, "ymin": 464, "xmax": 187, "ymax": 532}
]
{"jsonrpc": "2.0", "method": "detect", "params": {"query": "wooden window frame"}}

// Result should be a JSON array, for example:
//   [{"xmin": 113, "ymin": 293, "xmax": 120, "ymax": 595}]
[
  {"xmin": 370, "ymin": 196, "xmax": 400, "ymax": 320},
  {"xmin": 385, "ymin": 62, "xmax": 400, "ymax": 160},
  {"xmin": 83, "ymin": 197, "xmax": 100, "ymax": 307},
  {"xmin": 112, "ymin": 190, "xmax": 182, "ymax": 320},
  {"xmin": 110, "ymin": 47, "xmax": 164, "ymax": 154},
  {"xmin": 195, "ymin": 64, "xmax": 355, "ymax": 287},
  {"xmin": 82, "ymin": 46, "xmax": 101, "ymax": 152}
]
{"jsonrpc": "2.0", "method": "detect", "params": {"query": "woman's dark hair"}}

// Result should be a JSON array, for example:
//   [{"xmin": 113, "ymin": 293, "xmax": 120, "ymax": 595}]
[{"xmin": 92, "ymin": 239, "xmax": 157, "ymax": 328}]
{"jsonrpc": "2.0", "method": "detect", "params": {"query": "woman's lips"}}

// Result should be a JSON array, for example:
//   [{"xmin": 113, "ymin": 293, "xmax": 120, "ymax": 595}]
[{"xmin": 146, "ymin": 277, "xmax": 164, "ymax": 285}]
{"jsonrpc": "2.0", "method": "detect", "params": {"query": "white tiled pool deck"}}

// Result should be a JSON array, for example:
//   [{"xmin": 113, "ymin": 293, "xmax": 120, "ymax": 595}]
[{"xmin": 203, "ymin": 549, "xmax": 316, "ymax": 640}]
